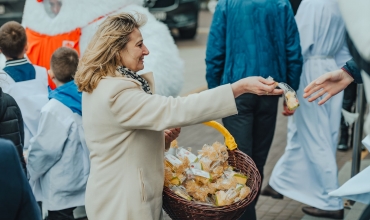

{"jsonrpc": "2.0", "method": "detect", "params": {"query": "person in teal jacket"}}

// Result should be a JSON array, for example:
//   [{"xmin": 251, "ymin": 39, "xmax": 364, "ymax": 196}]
[{"xmin": 205, "ymin": 1, "xmax": 302, "ymax": 219}]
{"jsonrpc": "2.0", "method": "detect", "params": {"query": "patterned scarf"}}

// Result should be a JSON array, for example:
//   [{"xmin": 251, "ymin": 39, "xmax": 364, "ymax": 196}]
[{"xmin": 117, "ymin": 66, "xmax": 152, "ymax": 95}]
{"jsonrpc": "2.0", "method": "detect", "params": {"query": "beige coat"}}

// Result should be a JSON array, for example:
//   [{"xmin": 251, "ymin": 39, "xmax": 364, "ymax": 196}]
[{"xmin": 82, "ymin": 72, "xmax": 237, "ymax": 220}]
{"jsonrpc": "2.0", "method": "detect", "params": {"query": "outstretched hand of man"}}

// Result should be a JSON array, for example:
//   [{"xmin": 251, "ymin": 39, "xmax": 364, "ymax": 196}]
[{"xmin": 303, "ymin": 69, "xmax": 354, "ymax": 105}]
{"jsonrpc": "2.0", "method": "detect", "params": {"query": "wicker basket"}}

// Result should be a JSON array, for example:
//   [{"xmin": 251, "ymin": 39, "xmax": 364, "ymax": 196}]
[{"xmin": 163, "ymin": 121, "xmax": 262, "ymax": 220}]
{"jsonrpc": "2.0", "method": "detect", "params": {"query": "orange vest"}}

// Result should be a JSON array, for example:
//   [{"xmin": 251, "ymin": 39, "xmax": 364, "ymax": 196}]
[{"xmin": 25, "ymin": 28, "xmax": 81, "ymax": 90}]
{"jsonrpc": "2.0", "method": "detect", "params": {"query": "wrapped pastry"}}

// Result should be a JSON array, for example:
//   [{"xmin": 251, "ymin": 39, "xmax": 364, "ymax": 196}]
[
  {"xmin": 210, "ymin": 163, "xmax": 224, "ymax": 179},
  {"xmin": 285, "ymin": 90, "xmax": 299, "ymax": 111},
  {"xmin": 165, "ymin": 154, "xmax": 183, "ymax": 171},
  {"xmin": 215, "ymin": 191, "xmax": 227, "ymax": 206},
  {"xmin": 190, "ymin": 162, "xmax": 202, "ymax": 170},
  {"xmin": 190, "ymin": 168, "xmax": 212, "ymax": 185},
  {"xmin": 233, "ymin": 173, "xmax": 248, "ymax": 185},
  {"xmin": 225, "ymin": 188, "xmax": 239, "ymax": 205},
  {"xmin": 171, "ymin": 186, "xmax": 192, "ymax": 201},
  {"xmin": 177, "ymin": 157, "xmax": 190, "ymax": 174},
  {"xmin": 212, "ymin": 142, "xmax": 228, "ymax": 162},
  {"xmin": 199, "ymin": 156, "xmax": 212, "ymax": 171},
  {"xmin": 267, "ymin": 76, "xmax": 299, "ymax": 111},
  {"xmin": 177, "ymin": 147, "xmax": 198, "ymax": 163},
  {"xmin": 167, "ymin": 139, "xmax": 178, "ymax": 156},
  {"xmin": 238, "ymin": 186, "xmax": 251, "ymax": 200},
  {"xmin": 184, "ymin": 180, "xmax": 209, "ymax": 202}
]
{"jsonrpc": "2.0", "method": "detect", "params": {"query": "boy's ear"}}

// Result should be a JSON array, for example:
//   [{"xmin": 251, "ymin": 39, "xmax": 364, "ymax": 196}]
[
  {"xmin": 24, "ymin": 43, "xmax": 28, "ymax": 53},
  {"xmin": 48, "ymin": 69, "xmax": 55, "ymax": 79}
]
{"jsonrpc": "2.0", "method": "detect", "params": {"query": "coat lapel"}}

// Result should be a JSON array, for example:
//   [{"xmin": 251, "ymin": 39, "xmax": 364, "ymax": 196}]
[{"xmin": 140, "ymin": 72, "xmax": 155, "ymax": 94}]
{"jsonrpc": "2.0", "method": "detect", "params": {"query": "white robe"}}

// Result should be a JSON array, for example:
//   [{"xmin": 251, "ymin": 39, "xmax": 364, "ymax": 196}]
[
  {"xmin": 269, "ymin": 0, "xmax": 351, "ymax": 211},
  {"xmin": 0, "ymin": 65, "xmax": 49, "ymax": 150},
  {"xmin": 28, "ymin": 99, "xmax": 90, "ymax": 211},
  {"xmin": 0, "ymin": 65, "xmax": 49, "ymax": 202},
  {"xmin": 328, "ymin": 71, "xmax": 370, "ymax": 204},
  {"xmin": 329, "ymin": 135, "xmax": 370, "ymax": 205}
]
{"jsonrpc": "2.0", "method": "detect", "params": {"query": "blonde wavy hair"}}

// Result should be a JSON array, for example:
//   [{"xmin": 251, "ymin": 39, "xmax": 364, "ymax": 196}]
[{"xmin": 75, "ymin": 12, "xmax": 147, "ymax": 93}]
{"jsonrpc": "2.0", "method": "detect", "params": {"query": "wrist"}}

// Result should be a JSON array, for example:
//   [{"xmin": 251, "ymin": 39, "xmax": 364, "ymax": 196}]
[
  {"xmin": 231, "ymin": 81, "xmax": 244, "ymax": 98},
  {"xmin": 341, "ymin": 68, "xmax": 355, "ymax": 84}
]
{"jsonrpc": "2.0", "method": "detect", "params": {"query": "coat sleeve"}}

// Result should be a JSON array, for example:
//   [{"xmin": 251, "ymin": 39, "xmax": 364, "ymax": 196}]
[
  {"xmin": 0, "ymin": 139, "xmax": 41, "ymax": 220},
  {"xmin": 205, "ymin": 0, "xmax": 227, "ymax": 89},
  {"xmin": 109, "ymin": 84, "xmax": 237, "ymax": 131},
  {"xmin": 342, "ymin": 58, "xmax": 363, "ymax": 84},
  {"xmin": 9, "ymin": 94, "xmax": 27, "ymax": 174},
  {"xmin": 338, "ymin": 0, "xmax": 370, "ymax": 62},
  {"xmin": 284, "ymin": 3, "xmax": 303, "ymax": 91},
  {"xmin": 27, "ymin": 109, "xmax": 69, "ymax": 181}
]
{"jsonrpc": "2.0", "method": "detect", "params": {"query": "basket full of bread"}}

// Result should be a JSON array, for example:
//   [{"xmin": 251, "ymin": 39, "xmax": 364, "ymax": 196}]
[{"xmin": 162, "ymin": 121, "xmax": 262, "ymax": 220}]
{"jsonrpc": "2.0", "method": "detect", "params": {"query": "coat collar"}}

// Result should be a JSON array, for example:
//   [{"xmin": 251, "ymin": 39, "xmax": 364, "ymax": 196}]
[
  {"xmin": 106, "ymin": 71, "xmax": 156, "ymax": 94},
  {"xmin": 140, "ymin": 72, "xmax": 155, "ymax": 94}
]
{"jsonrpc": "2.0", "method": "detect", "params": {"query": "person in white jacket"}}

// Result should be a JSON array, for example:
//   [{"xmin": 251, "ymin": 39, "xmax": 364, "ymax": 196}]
[
  {"xmin": 0, "ymin": 21, "xmax": 49, "ymax": 203},
  {"xmin": 27, "ymin": 47, "xmax": 90, "ymax": 220}
]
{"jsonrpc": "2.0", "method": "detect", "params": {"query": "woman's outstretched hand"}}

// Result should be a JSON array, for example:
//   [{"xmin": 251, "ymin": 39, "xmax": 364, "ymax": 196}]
[
  {"xmin": 303, "ymin": 69, "xmax": 354, "ymax": 105},
  {"xmin": 231, "ymin": 76, "xmax": 283, "ymax": 98}
]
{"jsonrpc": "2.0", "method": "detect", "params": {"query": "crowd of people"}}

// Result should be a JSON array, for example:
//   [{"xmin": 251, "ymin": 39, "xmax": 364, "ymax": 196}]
[{"xmin": 0, "ymin": 0, "xmax": 369, "ymax": 220}]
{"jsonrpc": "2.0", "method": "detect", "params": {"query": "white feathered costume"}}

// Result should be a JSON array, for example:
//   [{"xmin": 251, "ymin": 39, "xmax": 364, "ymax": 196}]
[{"xmin": 21, "ymin": 0, "xmax": 184, "ymax": 96}]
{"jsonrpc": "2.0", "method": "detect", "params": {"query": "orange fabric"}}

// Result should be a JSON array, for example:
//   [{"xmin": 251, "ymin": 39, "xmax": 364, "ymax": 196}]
[{"xmin": 25, "ymin": 28, "xmax": 81, "ymax": 90}]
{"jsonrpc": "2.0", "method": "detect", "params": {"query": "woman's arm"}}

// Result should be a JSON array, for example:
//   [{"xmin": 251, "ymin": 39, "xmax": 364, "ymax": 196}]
[{"xmin": 109, "ymin": 77, "xmax": 282, "ymax": 131}]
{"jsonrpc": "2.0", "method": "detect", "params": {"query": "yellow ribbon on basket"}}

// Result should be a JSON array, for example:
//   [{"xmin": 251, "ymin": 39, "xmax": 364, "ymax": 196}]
[{"xmin": 202, "ymin": 121, "xmax": 238, "ymax": 150}]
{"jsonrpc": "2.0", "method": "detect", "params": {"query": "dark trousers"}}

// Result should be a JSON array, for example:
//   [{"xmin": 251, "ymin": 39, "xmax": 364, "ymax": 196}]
[
  {"xmin": 360, "ymin": 205, "xmax": 370, "ymax": 220},
  {"xmin": 48, "ymin": 207, "xmax": 76, "ymax": 220},
  {"xmin": 339, "ymin": 82, "xmax": 357, "ymax": 145},
  {"xmin": 222, "ymin": 94, "xmax": 280, "ymax": 220}
]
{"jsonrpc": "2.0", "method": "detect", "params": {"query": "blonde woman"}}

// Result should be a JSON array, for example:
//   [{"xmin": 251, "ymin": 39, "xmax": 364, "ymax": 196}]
[{"xmin": 75, "ymin": 13, "xmax": 283, "ymax": 220}]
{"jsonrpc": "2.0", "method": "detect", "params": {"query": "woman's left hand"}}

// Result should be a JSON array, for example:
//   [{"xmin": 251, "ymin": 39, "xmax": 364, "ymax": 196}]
[{"xmin": 165, "ymin": 128, "xmax": 181, "ymax": 144}]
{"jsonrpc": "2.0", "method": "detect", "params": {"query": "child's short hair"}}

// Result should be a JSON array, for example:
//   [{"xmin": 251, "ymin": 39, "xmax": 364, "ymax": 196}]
[
  {"xmin": 0, "ymin": 21, "xmax": 27, "ymax": 59},
  {"xmin": 51, "ymin": 47, "xmax": 79, "ymax": 83}
]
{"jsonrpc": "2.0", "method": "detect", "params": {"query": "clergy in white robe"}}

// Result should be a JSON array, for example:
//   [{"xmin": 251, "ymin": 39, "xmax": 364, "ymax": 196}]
[
  {"xmin": 0, "ymin": 58, "xmax": 49, "ymax": 202},
  {"xmin": 269, "ymin": 0, "xmax": 351, "ymax": 211}
]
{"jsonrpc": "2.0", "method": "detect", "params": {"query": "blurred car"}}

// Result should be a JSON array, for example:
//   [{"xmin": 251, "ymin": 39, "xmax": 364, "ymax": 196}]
[
  {"xmin": 0, "ymin": 0, "xmax": 25, "ymax": 26},
  {"xmin": 145, "ymin": 0, "xmax": 200, "ymax": 39}
]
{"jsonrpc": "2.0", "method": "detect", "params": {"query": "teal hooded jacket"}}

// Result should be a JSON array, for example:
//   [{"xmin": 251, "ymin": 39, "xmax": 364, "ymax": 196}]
[{"xmin": 206, "ymin": 0, "xmax": 303, "ymax": 91}]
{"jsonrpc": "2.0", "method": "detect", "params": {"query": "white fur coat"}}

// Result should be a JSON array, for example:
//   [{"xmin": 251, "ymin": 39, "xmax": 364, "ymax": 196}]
[{"xmin": 21, "ymin": 0, "xmax": 184, "ymax": 96}]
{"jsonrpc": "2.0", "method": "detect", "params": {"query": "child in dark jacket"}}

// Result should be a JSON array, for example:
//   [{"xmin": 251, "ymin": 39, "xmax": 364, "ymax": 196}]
[{"xmin": 0, "ymin": 87, "xmax": 26, "ymax": 173}]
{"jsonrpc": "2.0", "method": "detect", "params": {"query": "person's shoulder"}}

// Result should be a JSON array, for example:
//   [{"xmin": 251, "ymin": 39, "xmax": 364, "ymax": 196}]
[
  {"xmin": 41, "ymin": 99, "xmax": 75, "ymax": 125},
  {"xmin": 98, "ymin": 76, "xmax": 142, "ymax": 96},
  {"xmin": 1, "ymin": 90, "xmax": 18, "ymax": 107},
  {"xmin": 0, "ymin": 139, "xmax": 17, "ymax": 158},
  {"xmin": 41, "ymin": 99, "xmax": 67, "ymax": 114}
]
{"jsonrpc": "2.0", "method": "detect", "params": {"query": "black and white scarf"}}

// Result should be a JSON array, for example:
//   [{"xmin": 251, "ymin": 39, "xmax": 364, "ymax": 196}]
[{"xmin": 117, "ymin": 66, "xmax": 152, "ymax": 95}]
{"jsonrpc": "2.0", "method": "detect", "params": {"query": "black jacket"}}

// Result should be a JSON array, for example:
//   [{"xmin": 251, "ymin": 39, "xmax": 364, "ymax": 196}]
[
  {"xmin": 0, "ymin": 139, "xmax": 41, "ymax": 220},
  {"xmin": 0, "ymin": 88, "xmax": 26, "ymax": 173}
]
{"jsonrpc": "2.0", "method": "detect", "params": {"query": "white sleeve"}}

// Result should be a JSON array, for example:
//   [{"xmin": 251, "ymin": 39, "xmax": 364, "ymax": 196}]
[
  {"xmin": 0, "ymin": 71, "xmax": 15, "ymax": 93},
  {"xmin": 335, "ymin": 43, "xmax": 351, "ymax": 68},
  {"xmin": 338, "ymin": 0, "xmax": 370, "ymax": 62},
  {"xmin": 27, "ymin": 109, "xmax": 70, "ymax": 181}
]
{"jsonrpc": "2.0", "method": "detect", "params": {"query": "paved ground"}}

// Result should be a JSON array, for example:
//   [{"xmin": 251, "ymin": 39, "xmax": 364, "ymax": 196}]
[{"xmin": 166, "ymin": 10, "xmax": 359, "ymax": 220}]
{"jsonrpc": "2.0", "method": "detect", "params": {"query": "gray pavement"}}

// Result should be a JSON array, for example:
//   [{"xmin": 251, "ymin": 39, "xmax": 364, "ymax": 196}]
[{"xmin": 167, "ymin": 10, "xmax": 358, "ymax": 220}]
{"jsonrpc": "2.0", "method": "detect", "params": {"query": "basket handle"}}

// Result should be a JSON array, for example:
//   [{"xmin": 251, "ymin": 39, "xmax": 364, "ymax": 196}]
[{"xmin": 202, "ymin": 121, "xmax": 238, "ymax": 151}]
